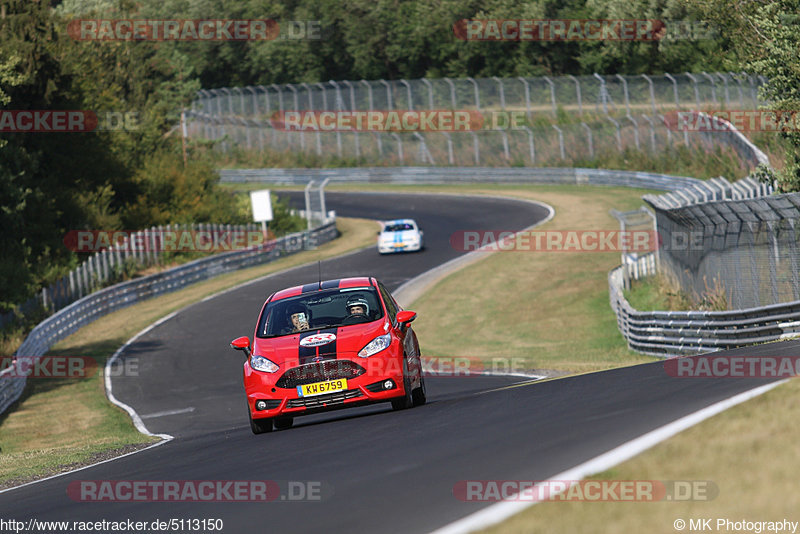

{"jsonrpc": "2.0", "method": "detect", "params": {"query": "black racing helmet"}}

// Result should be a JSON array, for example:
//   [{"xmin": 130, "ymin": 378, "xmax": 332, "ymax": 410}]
[{"xmin": 346, "ymin": 296, "xmax": 369, "ymax": 315}]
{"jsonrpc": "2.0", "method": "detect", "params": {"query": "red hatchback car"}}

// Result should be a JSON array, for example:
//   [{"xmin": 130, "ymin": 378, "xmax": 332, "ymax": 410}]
[{"xmin": 230, "ymin": 277, "xmax": 426, "ymax": 434}]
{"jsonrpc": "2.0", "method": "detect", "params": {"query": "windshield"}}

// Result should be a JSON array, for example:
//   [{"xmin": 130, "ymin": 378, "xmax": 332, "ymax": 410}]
[
  {"xmin": 257, "ymin": 287, "xmax": 384, "ymax": 338},
  {"xmin": 383, "ymin": 223, "xmax": 415, "ymax": 232}
]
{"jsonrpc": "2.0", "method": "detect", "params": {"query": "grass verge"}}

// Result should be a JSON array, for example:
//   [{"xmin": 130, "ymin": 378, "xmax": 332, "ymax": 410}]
[
  {"xmin": 0, "ymin": 217, "xmax": 377, "ymax": 487},
  {"xmin": 480, "ymin": 377, "xmax": 799, "ymax": 534}
]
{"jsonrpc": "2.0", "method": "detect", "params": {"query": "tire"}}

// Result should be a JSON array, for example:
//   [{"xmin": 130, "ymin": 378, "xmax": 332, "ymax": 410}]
[
  {"xmin": 274, "ymin": 417, "xmax": 294, "ymax": 430},
  {"xmin": 391, "ymin": 358, "xmax": 414, "ymax": 411},
  {"xmin": 412, "ymin": 371, "xmax": 427, "ymax": 407},
  {"xmin": 249, "ymin": 405, "xmax": 273, "ymax": 434}
]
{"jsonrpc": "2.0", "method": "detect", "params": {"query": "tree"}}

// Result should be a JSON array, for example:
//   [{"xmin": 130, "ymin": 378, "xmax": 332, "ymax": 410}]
[{"xmin": 698, "ymin": 0, "xmax": 800, "ymax": 191}]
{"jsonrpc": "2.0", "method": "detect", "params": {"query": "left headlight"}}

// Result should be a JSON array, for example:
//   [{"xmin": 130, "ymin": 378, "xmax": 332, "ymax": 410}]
[
  {"xmin": 250, "ymin": 354, "xmax": 279, "ymax": 373},
  {"xmin": 358, "ymin": 334, "xmax": 391, "ymax": 358}
]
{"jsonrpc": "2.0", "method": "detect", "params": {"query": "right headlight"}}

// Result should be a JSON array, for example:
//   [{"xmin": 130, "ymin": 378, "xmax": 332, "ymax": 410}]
[
  {"xmin": 358, "ymin": 334, "xmax": 391, "ymax": 358},
  {"xmin": 250, "ymin": 354, "xmax": 279, "ymax": 373}
]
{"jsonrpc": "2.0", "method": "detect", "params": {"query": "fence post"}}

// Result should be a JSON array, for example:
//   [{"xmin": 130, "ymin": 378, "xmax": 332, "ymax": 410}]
[
  {"xmin": 593, "ymin": 73, "xmax": 608, "ymax": 116},
  {"xmin": 664, "ymin": 73, "xmax": 680, "ymax": 109},
  {"xmin": 581, "ymin": 122, "xmax": 593, "ymax": 158},
  {"xmin": 391, "ymin": 133, "xmax": 404, "ymax": 162},
  {"xmin": 543, "ymin": 76, "xmax": 557, "ymax": 117},
  {"xmin": 701, "ymin": 72, "xmax": 718, "ymax": 105},
  {"xmin": 471, "ymin": 131, "xmax": 480, "ymax": 164},
  {"xmin": 443, "ymin": 77, "xmax": 456, "ymax": 109},
  {"xmin": 286, "ymin": 84, "xmax": 304, "ymax": 150},
  {"xmin": 552, "ymin": 125, "xmax": 565, "ymax": 159},
  {"xmin": 728, "ymin": 72, "xmax": 744, "ymax": 107},
  {"xmin": 315, "ymin": 82, "xmax": 328, "ymax": 109},
  {"xmin": 492, "ymin": 76, "xmax": 506, "ymax": 110},
  {"xmin": 685, "ymin": 73, "xmax": 701, "ymax": 109},
  {"xmin": 716, "ymin": 73, "xmax": 730, "ymax": 108},
  {"xmin": 641, "ymin": 74, "xmax": 657, "ymax": 115},
  {"xmin": 768, "ymin": 221, "xmax": 779, "ymax": 304},
  {"xmin": 466, "ymin": 77, "xmax": 480, "ymax": 111},
  {"xmin": 568, "ymin": 75, "xmax": 582, "ymax": 116},
  {"xmin": 517, "ymin": 77, "xmax": 531, "ymax": 120},
  {"xmin": 379, "ymin": 79, "xmax": 393, "ymax": 109},
  {"xmin": 521, "ymin": 126, "xmax": 535, "ymax": 163},
  {"xmin": 616, "ymin": 74, "xmax": 631, "ymax": 116},
  {"xmin": 436, "ymin": 132, "xmax": 452, "ymax": 164},
  {"xmin": 399, "ymin": 79, "xmax": 413, "ymax": 109},
  {"xmin": 421, "ymin": 78, "xmax": 434, "ymax": 109},
  {"xmin": 625, "ymin": 115, "xmax": 640, "ymax": 150}
]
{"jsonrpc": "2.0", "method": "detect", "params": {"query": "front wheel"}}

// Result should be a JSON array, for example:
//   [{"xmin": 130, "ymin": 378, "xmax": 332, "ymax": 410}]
[
  {"xmin": 391, "ymin": 359, "xmax": 414, "ymax": 411},
  {"xmin": 249, "ymin": 405, "xmax": 273, "ymax": 434},
  {"xmin": 274, "ymin": 417, "xmax": 294, "ymax": 430},
  {"xmin": 250, "ymin": 416, "xmax": 273, "ymax": 434}
]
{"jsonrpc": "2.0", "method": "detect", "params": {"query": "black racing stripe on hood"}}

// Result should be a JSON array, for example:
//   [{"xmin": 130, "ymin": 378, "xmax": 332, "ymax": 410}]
[
  {"xmin": 317, "ymin": 327, "xmax": 338, "ymax": 358},
  {"xmin": 320, "ymin": 279, "xmax": 340, "ymax": 289},
  {"xmin": 298, "ymin": 328, "xmax": 338, "ymax": 364}
]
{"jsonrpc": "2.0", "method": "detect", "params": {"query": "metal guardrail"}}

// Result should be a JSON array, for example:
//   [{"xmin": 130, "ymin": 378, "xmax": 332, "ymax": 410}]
[
  {"xmin": 0, "ymin": 222, "xmax": 265, "ymax": 331},
  {"xmin": 609, "ymin": 261, "xmax": 800, "ymax": 357},
  {"xmin": 219, "ymin": 166, "xmax": 705, "ymax": 191},
  {"xmin": 0, "ymin": 223, "xmax": 338, "ymax": 415}
]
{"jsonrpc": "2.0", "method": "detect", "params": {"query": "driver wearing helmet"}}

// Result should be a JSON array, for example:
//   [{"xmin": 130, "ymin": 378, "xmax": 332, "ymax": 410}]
[
  {"xmin": 342, "ymin": 296, "xmax": 370, "ymax": 325},
  {"xmin": 284, "ymin": 302, "xmax": 311, "ymax": 333}
]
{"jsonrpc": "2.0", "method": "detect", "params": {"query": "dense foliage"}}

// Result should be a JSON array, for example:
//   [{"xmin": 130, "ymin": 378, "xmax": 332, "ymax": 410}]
[{"xmin": 1, "ymin": 0, "xmax": 797, "ymax": 310}]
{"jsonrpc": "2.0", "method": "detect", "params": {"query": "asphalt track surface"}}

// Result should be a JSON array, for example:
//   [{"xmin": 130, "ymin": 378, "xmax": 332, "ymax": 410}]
[{"xmin": 0, "ymin": 192, "xmax": 793, "ymax": 533}]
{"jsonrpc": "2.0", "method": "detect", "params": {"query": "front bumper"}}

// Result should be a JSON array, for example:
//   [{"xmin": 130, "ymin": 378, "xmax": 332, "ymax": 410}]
[
  {"xmin": 245, "ymin": 356, "xmax": 406, "ymax": 419},
  {"xmin": 378, "ymin": 241, "xmax": 422, "ymax": 253}
]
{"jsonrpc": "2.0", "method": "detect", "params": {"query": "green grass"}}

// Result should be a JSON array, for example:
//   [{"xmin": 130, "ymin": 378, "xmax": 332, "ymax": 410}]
[{"xmin": 481, "ymin": 378, "xmax": 798, "ymax": 534}]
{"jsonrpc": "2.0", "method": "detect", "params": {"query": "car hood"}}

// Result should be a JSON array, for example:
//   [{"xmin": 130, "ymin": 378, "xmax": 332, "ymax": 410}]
[{"xmin": 253, "ymin": 320, "xmax": 390, "ymax": 366}]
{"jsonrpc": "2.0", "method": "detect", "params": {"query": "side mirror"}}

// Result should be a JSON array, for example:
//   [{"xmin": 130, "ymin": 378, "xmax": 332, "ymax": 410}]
[
  {"xmin": 396, "ymin": 310, "xmax": 417, "ymax": 328},
  {"xmin": 376, "ymin": 231, "xmax": 382, "ymax": 235},
  {"xmin": 230, "ymin": 336, "xmax": 251, "ymax": 357}
]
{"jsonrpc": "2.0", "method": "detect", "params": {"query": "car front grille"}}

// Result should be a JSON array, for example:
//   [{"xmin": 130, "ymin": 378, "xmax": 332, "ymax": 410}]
[
  {"xmin": 286, "ymin": 389, "xmax": 363, "ymax": 409},
  {"xmin": 276, "ymin": 360, "xmax": 366, "ymax": 388}
]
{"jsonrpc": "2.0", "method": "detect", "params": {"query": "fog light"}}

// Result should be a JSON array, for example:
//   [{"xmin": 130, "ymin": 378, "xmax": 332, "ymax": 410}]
[
  {"xmin": 256, "ymin": 400, "xmax": 267, "ymax": 411},
  {"xmin": 383, "ymin": 380, "xmax": 394, "ymax": 390}
]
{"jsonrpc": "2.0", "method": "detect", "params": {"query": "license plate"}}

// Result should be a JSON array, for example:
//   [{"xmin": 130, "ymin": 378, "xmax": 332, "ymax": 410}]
[
  {"xmin": 297, "ymin": 379, "xmax": 347, "ymax": 397},
  {"xmin": 393, "ymin": 243, "xmax": 405, "ymax": 248}
]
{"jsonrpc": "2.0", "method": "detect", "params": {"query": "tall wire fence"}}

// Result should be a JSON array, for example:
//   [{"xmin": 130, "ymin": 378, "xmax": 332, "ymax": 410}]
[{"xmin": 186, "ymin": 72, "xmax": 767, "ymax": 167}]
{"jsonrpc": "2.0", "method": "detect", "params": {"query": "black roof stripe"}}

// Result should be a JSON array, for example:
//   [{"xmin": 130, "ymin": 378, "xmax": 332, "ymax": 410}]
[{"xmin": 301, "ymin": 283, "xmax": 319, "ymax": 293}]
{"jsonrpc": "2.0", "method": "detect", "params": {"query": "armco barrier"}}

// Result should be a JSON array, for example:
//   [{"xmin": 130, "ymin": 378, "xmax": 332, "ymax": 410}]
[
  {"xmin": 219, "ymin": 166, "xmax": 704, "ymax": 191},
  {"xmin": 609, "ymin": 259, "xmax": 800, "ymax": 357},
  {"xmin": 0, "ymin": 223, "xmax": 337, "ymax": 416}
]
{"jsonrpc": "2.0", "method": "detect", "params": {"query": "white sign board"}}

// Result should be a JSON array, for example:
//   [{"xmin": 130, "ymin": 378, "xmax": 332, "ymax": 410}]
[{"xmin": 249, "ymin": 189, "xmax": 273, "ymax": 222}]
